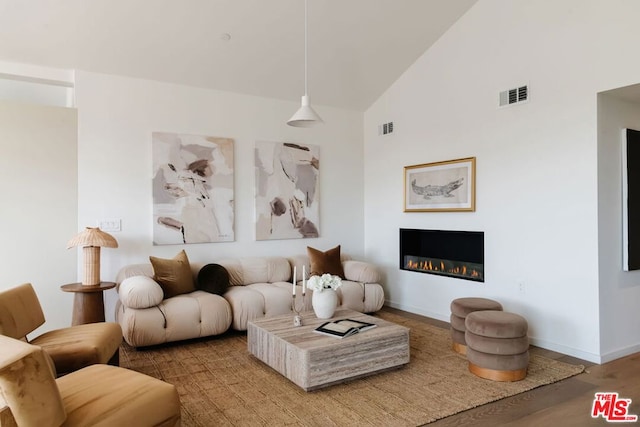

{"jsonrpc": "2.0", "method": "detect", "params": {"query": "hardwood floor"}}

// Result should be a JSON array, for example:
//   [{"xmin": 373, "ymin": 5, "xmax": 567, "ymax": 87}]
[{"xmin": 381, "ymin": 307, "xmax": 640, "ymax": 426}]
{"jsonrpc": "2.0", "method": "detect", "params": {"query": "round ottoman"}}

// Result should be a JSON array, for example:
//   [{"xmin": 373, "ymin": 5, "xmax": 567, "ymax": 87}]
[
  {"xmin": 465, "ymin": 310, "xmax": 529, "ymax": 381},
  {"xmin": 450, "ymin": 297, "xmax": 503, "ymax": 355}
]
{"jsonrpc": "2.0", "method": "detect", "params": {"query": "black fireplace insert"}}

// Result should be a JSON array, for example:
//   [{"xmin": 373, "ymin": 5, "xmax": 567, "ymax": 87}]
[{"xmin": 399, "ymin": 228, "xmax": 484, "ymax": 282}]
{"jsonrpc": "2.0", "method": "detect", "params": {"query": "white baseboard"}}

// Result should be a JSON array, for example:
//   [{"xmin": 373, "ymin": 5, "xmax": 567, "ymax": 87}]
[
  {"xmin": 384, "ymin": 300, "xmax": 450, "ymax": 323},
  {"xmin": 599, "ymin": 343, "xmax": 640, "ymax": 364},
  {"xmin": 384, "ymin": 300, "xmax": 449, "ymax": 323},
  {"xmin": 384, "ymin": 299, "xmax": 606, "ymax": 364},
  {"xmin": 527, "ymin": 337, "xmax": 601, "ymax": 364}
]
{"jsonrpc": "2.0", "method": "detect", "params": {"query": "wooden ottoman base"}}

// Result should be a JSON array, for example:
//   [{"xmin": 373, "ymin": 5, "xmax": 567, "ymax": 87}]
[
  {"xmin": 451, "ymin": 328, "xmax": 466, "ymax": 355},
  {"xmin": 469, "ymin": 363, "xmax": 527, "ymax": 382},
  {"xmin": 452, "ymin": 342, "xmax": 467, "ymax": 355}
]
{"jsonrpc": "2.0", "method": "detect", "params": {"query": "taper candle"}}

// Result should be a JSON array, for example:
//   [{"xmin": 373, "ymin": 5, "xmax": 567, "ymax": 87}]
[
  {"xmin": 293, "ymin": 266, "xmax": 297, "ymax": 295},
  {"xmin": 302, "ymin": 265, "xmax": 306, "ymax": 295}
]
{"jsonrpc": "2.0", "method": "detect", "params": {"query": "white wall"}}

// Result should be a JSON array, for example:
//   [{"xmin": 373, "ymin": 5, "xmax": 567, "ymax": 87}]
[
  {"xmin": 597, "ymin": 90, "xmax": 640, "ymax": 362},
  {"xmin": 74, "ymin": 71, "xmax": 365, "ymax": 321},
  {"xmin": 0, "ymin": 100, "xmax": 78, "ymax": 334},
  {"xmin": 6, "ymin": 1, "xmax": 640, "ymax": 362},
  {"xmin": 365, "ymin": 0, "xmax": 640, "ymax": 362}
]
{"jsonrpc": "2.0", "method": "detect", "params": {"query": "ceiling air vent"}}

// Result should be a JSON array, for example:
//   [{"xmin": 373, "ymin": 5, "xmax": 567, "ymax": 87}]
[{"xmin": 499, "ymin": 85, "xmax": 528, "ymax": 107}]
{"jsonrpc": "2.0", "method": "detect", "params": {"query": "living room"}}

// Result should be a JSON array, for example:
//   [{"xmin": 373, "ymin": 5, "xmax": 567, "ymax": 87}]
[{"xmin": 1, "ymin": 0, "xmax": 640, "ymax": 415}]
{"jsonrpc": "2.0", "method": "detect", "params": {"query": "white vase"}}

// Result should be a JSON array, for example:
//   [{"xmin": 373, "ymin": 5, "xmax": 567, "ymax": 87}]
[{"xmin": 312, "ymin": 289, "xmax": 338, "ymax": 319}]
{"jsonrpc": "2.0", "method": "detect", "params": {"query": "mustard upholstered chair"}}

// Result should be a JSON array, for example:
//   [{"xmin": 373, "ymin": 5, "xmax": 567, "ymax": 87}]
[
  {"xmin": 0, "ymin": 334, "xmax": 181, "ymax": 427},
  {"xmin": 0, "ymin": 283, "xmax": 122, "ymax": 376}
]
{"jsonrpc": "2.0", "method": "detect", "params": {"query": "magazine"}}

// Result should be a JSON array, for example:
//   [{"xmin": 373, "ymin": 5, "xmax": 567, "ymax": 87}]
[{"xmin": 314, "ymin": 318, "xmax": 377, "ymax": 338}]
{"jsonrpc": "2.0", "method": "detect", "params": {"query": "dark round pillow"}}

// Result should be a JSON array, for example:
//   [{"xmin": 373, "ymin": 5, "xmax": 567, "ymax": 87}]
[{"xmin": 197, "ymin": 264, "xmax": 230, "ymax": 295}]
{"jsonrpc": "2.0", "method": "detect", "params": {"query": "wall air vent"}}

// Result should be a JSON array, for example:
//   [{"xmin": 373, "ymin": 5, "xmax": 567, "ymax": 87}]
[
  {"xmin": 378, "ymin": 121, "xmax": 394, "ymax": 136},
  {"xmin": 499, "ymin": 85, "xmax": 528, "ymax": 107}
]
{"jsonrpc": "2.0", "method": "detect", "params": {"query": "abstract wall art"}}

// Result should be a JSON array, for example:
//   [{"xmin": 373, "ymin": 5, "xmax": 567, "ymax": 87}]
[
  {"xmin": 255, "ymin": 141, "xmax": 319, "ymax": 240},
  {"xmin": 404, "ymin": 157, "xmax": 476, "ymax": 212},
  {"xmin": 152, "ymin": 132, "xmax": 234, "ymax": 245}
]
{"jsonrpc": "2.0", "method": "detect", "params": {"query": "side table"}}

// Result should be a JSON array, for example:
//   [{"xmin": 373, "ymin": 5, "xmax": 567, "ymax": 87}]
[{"xmin": 60, "ymin": 282, "xmax": 116, "ymax": 325}]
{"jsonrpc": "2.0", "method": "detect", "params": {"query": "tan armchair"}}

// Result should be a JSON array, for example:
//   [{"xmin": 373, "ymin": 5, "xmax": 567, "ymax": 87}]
[
  {"xmin": 0, "ymin": 334, "xmax": 181, "ymax": 426},
  {"xmin": 0, "ymin": 283, "xmax": 122, "ymax": 375}
]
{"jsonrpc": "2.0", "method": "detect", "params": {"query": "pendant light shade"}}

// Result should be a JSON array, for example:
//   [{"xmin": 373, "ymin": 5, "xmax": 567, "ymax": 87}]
[
  {"xmin": 287, "ymin": 95, "xmax": 323, "ymax": 127},
  {"xmin": 287, "ymin": 0, "xmax": 323, "ymax": 127}
]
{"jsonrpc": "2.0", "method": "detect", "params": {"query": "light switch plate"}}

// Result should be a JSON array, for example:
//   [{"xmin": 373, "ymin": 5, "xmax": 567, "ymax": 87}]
[{"xmin": 98, "ymin": 219, "xmax": 121, "ymax": 232}]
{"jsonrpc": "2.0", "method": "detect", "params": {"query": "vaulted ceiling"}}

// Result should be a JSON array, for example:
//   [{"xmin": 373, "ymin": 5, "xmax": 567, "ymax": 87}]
[{"xmin": 0, "ymin": 0, "xmax": 477, "ymax": 111}]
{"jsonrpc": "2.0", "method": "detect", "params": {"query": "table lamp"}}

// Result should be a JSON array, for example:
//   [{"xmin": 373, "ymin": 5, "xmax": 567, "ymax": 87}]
[{"xmin": 67, "ymin": 227, "xmax": 118, "ymax": 286}]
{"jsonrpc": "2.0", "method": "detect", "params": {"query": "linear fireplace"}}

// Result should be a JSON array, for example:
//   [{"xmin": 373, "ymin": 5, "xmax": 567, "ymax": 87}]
[{"xmin": 399, "ymin": 228, "xmax": 484, "ymax": 282}]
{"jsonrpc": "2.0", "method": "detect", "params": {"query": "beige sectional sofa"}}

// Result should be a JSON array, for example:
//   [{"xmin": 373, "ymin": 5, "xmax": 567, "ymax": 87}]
[{"xmin": 115, "ymin": 253, "xmax": 385, "ymax": 347}]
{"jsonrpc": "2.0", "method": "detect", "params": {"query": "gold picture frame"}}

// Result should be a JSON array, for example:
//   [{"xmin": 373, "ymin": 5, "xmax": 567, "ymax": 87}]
[{"xmin": 404, "ymin": 157, "xmax": 476, "ymax": 212}]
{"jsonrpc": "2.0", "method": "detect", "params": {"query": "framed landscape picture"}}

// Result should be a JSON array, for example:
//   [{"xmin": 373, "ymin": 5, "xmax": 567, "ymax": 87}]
[{"xmin": 404, "ymin": 157, "xmax": 476, "ymax": 212}]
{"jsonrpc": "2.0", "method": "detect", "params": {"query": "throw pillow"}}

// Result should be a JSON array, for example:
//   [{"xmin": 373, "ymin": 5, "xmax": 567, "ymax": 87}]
[
  {"xmin": 119, "ymin": 276, "xmax": 164, "ymax": 309},
  {"xmin": 197, "ymin": 264, "xmax": 230, "ymax": 296},
  {"xmin": 149, "ymin": 249, "xmax": 195, "ymax": 299},
  {"xmin": 307, "ymin": 245, "xmax": 345, "ymax": 279}
]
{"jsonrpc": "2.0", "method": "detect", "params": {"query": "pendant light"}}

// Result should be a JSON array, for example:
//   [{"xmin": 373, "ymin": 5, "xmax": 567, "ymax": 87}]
[{"xmin": 287, "ymin": 0, "xmax": 323, "ymax": 127}]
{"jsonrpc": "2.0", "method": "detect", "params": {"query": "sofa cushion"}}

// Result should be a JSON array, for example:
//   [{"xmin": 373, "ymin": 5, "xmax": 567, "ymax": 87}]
[
  {"xmin": 307, "ymin": 245, "xmax": 345, "ymax": 278},
  {"xmin": 119, "ymin": 276, "xmax": 164, "ymax": 309},
  {"xmin": 116, "ymin": 291, "xmax": 232, "ymax": 347},
  {"xmin": 343, "ymin": 260, "xmax": 380, "ymax": 283},
  {"xmin": 197, "ymin": 264, "xmax": 230, "ymax": 295},
  {"xmin": 116, "ymin": 263, "xmax": 154, "ymax": 284},
  {"xmin": 217, "ymin": 257, "xmax": 291, "ymax": 286},
  {"xmin": 149, "ymin": 250, "xmax": 195, "ymax": 299}
]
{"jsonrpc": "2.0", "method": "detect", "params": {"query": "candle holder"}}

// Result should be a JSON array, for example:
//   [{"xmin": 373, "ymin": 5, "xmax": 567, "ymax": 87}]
[{"xmin": 292, "ymin": 293, "xmax": 306, "ymax": 327}]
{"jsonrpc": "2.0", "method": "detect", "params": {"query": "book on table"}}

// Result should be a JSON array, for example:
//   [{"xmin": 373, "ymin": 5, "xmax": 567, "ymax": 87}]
[{"xmin": 314, "ymin": 318, "xmax": 377, "ymax": 338}]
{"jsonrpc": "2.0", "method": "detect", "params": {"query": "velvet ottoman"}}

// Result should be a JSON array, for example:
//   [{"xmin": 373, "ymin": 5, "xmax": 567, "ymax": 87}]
[
  {"xmin": 465, "ymin": 310, "xmax": 529, "ymax": 381},
  {"xmin": 450, "ymin": 297, "xmax": 503, "ymax": 355}
]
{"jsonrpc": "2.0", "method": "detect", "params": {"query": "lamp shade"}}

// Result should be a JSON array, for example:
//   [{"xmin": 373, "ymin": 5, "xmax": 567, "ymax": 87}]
[
  {"xmin": 67, "ymin": 227, "xmax": 118, "ymax": 249},
  {"xmin": 287, "ymin": 95, "xmax": 324, "ymax": 127}
]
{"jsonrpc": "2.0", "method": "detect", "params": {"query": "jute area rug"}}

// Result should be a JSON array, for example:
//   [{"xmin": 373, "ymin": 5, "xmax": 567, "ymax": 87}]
[{"xmin": 120, "ymin": 311, "xmax": 584, "ymax": 426}]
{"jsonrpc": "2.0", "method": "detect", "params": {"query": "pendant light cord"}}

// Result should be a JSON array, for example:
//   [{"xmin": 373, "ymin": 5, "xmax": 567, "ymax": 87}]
[{"xmin": 304, "ymin": 0, "xmax": 308, "ymax": 97}]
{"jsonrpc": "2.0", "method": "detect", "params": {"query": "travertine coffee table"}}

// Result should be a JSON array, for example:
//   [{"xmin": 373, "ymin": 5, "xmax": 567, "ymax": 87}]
[{"xmin": 247, "ymin": 308, "xmax": 410, "ymax": 391}]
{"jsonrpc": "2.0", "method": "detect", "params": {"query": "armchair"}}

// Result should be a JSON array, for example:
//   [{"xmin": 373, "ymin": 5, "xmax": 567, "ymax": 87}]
[
  {"xmin": 0, "ymin": 334, "xmax": 180, "ymax": 426},
  {"xmin": 0, "ymin": 283, "xmax": 122, "ymax": 375}
]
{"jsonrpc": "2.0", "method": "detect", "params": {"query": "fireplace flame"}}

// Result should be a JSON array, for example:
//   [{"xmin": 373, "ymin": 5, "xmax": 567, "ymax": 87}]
[{"xmin": 405, "ymin": 256, "xmax": 482, "ymax": 281}]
